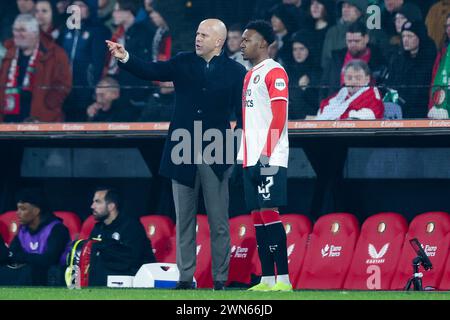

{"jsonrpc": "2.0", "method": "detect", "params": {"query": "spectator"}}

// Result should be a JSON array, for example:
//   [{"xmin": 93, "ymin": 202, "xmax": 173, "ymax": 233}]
[
  {"xmin": 281, "ymin": 0, "xmax": 313, "ymax": 30},
  {"xmin": 149, "ymin": 6, "xmax": 171, "ymax": 63},
  {"xmin": 386, "ymin": 20, "xmax": 437, "ymax": 118},
  {"xmin": 308, "ymin": 0, "xmax": 336, "ymax": 61},
  {"xmin": 86, "ymin": 76, "xmax": 139, "ymax": 122},
  {"xmin": 226, "ymin": 24, "xmax": 251, "ymax": 70},
  {"xmin": 287, "ymin": 31, "xmax": 321, "ymax": 119},
  {"xmin": 98, "ymin": 0, "xmax": 117, "ymax": 33},
  {"xmin": 425, "ymin": 0, "xmax": 450, "ymax": 49},
  {"xmin": 386, "ymin": 2, "xmax": 423, "ymax": 59},
  {"xmin": 321, "ymin": 0, "xmax": 367, "ymax": 68},
  {"xmin": 0, "ymin": 14, "xmax": 72, "ymax": 123},
  {"xmin": 317, "ymin": 60, "xmax": 384, "ymax": 120},
  {"xmin": 0, "ymin": 188, "xmax": 71, "ymax": 286},
  {"xmin": 320, "ymin": 21, "xmax": 387, "ymax": 101},
  {"xmin": 60, "ymin": 0, "xmax": 111, "ymax": 122},
  {"xmin": 381, "ymin": 0, "xmax": 404, "ymax": 38},
  {"xmin": 428, "ymin": 13, "xmax": 450, "ymax": 119},
  {"xmin": 104, "ymin": 0, "xmax": 156, "ymax": 111},
  {"xmin": 17, "ymin": 0, "xmax": 36, "ymax": 15},
  {"xmin": 35, "ymin": 0, "xmax": 63, "ymax": 41},
  {"xmin": 270, "ymin": 4, "xmax": 299, "ymax": 66},
  {"xmin": 86, "ymin": 187, "xmax": 156, "ymax": 286}
]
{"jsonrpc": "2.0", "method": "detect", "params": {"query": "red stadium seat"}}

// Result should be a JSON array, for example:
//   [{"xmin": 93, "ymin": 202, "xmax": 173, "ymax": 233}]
[
  {"xmin": 79, "ymin": 215, "xmax": 97, "ymax": 239},
  {"xmin": 438, "ymin": 255, "xmax": 450, "ymax": 290},
  {"xmin": 390, "ymin": 211, "xmax": 450, "ymax": 290},
  {"xmin": 297, "ymin": 213, "xmax": 360, "ymax": 289},
  {"xmin": 343, "ymin": 212, "xmax": 408, "ymax": 290},
  {"xmin": 54, "ymin": 211, "xmax": 82, "ymax": 241},
  {"xmin": 139, "ymin": 215, "xmax": 175, "ymax": 262},
  {"xmin": 227, "ymin": 215, "xmax": 257, "ymax": 286},
  {"xmin": 280, "ymin": 214, "xmax": 313, "ymax": 289},
  {"xmin": 0, "ymin": 211, "xmax": 20, "ymax": 245},
  {"xmin": 160, "ymin": 235, "xmax": 177, "ymax": 263}
]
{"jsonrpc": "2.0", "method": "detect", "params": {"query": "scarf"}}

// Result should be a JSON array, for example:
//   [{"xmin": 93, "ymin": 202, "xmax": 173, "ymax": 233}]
[
  {"xmin": 103, "ymin": 25, "xmax": 125, "ymax": 77},
  {"xmin": 3, "ymin": 47, "xmax": 39, "ymax": 115},
  {"xmin": 340, "ymin": 48, "xmax": 371, "ymax": 85},
  {"xmin": 430, "ymin": 43, "xmax": 450, "ymax": 112},
  {"xmin": 316, "ymin": 86, "xmax": 370, "ymax": 120}
]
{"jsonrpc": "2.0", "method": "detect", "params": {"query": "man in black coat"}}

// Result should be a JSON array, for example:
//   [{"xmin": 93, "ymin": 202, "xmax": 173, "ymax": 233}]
[
  {"xmin": 106, "ymin": 18, "xmax": 246, "ymax": 290},
  {"xmin": 88, "ymin": 187, "xmax": 155, "ymax": 286}
]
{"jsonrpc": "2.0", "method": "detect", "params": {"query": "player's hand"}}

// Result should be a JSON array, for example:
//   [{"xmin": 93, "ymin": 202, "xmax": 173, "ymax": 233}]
[{"xmin": 105, "ymin": 40, "xmax": 127, "ymax": 60}]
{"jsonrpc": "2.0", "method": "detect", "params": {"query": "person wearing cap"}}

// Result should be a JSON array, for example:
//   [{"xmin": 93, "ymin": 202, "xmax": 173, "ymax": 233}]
[
  {"xmin": 386, "ymin": 20, "xmax": 437, "ymax": 119},
  {"xmin": 0, "ymin": 188, "xmax": 70, "ymax": 286}
]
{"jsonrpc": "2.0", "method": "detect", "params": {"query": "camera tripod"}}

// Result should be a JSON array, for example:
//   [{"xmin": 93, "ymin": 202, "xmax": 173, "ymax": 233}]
[{"xmin": 404, "ymin": 256, "xmax": 425, "ymax": 291}]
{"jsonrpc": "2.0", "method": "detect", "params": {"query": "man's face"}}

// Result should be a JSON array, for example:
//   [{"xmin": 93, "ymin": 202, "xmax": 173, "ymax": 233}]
[
  {"xmin": 227, "ymin": 31, "xmax": 242, "ymax": 53},
  {"xmin": 395, "ymin": 13, "xmax": 407, "ymax": 34},
  {"xmin": 16, "ymin": 202, "xmax": 39, "ymax": 226},
  {"xmin": 13, "ymin": 22, "xmax": 39, "ymax": 50},
  {"xmin": 342, "ymin": 3, "xmax": 361, "ymax": 23},
  {"xmin": 240, "ymin": 29, "xmax": 263, "ymax": 61},
  {"xmin": 195, "ymin": 22, "xmax": 219, "ymax": 58},
  {"xmin": 292, "ymin": 42, "xmax": 309, "ymax": 63},
  {"xmin": 35, "ymin": 1, "xmax": 53, "ymax": 28},
  {"xmin": 384, "ymin": 0, "xmax": 404, "ymax": 13},
  {"xmin": 344, "ymin": 67, "xmax": 370, "ymax": 95},
  {"xmin": 402, "ymin": 30, "xmax": 419, "ymax": 52},
  {"xmin": 91, "ymin": 191, "xmax": 110, "ymax": 221},
  {"xmin": 95, "ymin": 84, "xmax": 119, "ymax": 108},
  {"xmin": 17, "ymin": 0, "xmax": 35, "ymax": 14},
  {"xmin": 346, "ymin": 32, "xmax": 369, "ymax": 56}
]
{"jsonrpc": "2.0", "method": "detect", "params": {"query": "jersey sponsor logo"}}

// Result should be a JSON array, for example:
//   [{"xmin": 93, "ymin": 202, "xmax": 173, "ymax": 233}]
[
  {"xmin": 366, "ymin": 243, "xmax": 389, "ymax": 264},
  {"xmin": 274, "ymin": 78, "xmax": 286, "ymax": 91},
  {"xmin": 321, "ymin": 244, "xmax": 342, "ymax": 257}
]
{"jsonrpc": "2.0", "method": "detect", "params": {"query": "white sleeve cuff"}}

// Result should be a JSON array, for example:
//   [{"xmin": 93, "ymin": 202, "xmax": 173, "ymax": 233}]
[{"xmin": 119, "ymin": 51, "xmax": 130, "ymax": 63}]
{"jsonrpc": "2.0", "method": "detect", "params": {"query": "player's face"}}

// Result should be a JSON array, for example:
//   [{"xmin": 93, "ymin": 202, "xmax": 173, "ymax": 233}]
[
  {"xmin": 344, "ymin": 67, "xmax": 370, "ymax": 95},
  {"xmin": 91, "ymin": 191, "xmax": 110, "ymax": 221},
  {"xmin": 16, "ymin": 202, "xmax": 39, "ymax": 226},
  {"xmin": 240, "ymin": 29, "xmax": 263, "ymax": 61}
]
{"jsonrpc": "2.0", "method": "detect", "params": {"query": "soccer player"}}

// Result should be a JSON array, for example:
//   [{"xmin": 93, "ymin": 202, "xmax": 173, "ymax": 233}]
[{"xmin": 237, "ymin": 20, "xmax": 291, "ymax": 291}]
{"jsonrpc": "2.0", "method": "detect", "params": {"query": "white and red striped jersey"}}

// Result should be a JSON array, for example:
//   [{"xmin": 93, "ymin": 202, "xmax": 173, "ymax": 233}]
[{"xmin": 237, "ymin": 58, "xmax": 289, "ymax": 168}]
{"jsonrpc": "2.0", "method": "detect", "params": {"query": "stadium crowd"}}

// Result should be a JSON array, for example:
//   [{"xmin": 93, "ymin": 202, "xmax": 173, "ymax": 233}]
[{"xmin": 0, "ymin": 0, "xmax": 448, "ymax": 122}]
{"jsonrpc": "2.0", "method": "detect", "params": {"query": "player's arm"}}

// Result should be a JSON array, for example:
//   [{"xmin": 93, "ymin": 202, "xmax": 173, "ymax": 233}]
[{"xmin": 262, "ymin": 68, "xmax": 288, "ymax": 158}]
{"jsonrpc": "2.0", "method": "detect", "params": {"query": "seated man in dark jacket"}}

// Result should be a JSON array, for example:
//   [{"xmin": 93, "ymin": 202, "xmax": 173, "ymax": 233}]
[
  {"xmin": 87, "ymin": 187, "xmax": 155, "ymax": 286},
  {"xmin": 0, "ymin": 188, "xmax": 70, "ymax": 286}
]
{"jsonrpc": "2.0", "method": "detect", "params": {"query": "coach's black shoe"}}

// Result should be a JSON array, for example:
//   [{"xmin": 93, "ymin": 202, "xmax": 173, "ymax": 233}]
[
  {"xmin": 213, "ymin": 281, "xmax": 226, "ymax": 290},
  {"xmin": 175, "ymin": 281, "xmax": 195, "ymax": 290}
]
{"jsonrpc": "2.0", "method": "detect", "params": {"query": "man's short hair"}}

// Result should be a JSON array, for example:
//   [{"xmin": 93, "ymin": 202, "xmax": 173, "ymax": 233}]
[
  {"xmin": 347, "ymin": 20, "xmax": 368, "ymax": 36},
  {"xmin": 244, "ymin": 20, "xmax": 275, "ymax": 45},
  {"xmin": 95, "ymin": 187, "xmax": 121, "ymax": 211},
  {"xmin": 14, "ymin": 13, "xmax": 40, "ymax": 34},
  {"xmin": 344, "ymin": 59, "xmax": 371, "ymax": 76},
  {"xmin": 117, "ymin": 0, "xmax": 141, "ymax": 17}
]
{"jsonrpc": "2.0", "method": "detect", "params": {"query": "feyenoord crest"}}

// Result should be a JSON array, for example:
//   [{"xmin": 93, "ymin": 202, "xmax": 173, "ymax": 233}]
[{"xmin": 253, "ymin": 75, "xmax": 260, "ymax": 84}]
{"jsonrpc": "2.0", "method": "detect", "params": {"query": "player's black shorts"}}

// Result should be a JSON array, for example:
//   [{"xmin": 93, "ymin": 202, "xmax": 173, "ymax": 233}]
[{"xmin": 243, "ymin": 162, "xmax": 287, "ymax": 211}]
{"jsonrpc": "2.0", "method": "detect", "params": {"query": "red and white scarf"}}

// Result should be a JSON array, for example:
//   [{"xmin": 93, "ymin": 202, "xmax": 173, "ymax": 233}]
[{"xmin": 3, "ymin": 47, "xmax": 39, "ymax": 115}]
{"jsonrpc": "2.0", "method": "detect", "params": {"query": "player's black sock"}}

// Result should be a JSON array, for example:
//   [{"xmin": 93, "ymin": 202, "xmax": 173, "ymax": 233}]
[
  {"xmin": 254, "ymin": 225, "xmax": 275, "ymax": 276},
  {"xmin": 265, "ymin": 222, "xmax": 289, "ymax": 275}
]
